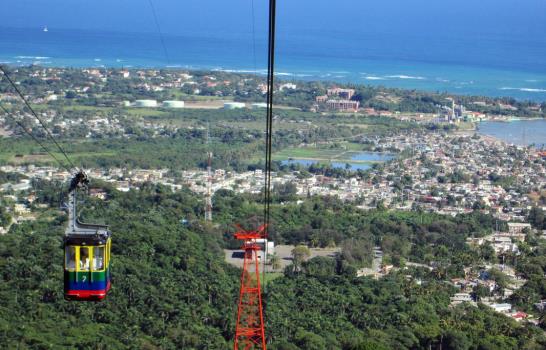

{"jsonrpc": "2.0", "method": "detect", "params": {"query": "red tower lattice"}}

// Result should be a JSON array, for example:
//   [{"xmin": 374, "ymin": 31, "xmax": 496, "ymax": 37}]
[{"xmin": 234, "ymin": 224, "xmax": 267, "ymax": 350}]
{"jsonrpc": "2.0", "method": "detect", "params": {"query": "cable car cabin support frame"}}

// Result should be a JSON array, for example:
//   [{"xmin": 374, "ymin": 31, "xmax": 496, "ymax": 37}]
[{"xmin": 63, "ymin": 172, "xmax": 112, "ymax": 301}]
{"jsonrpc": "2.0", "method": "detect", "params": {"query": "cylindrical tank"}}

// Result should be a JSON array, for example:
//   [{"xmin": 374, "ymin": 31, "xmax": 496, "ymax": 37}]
[
  {"xmin": 134, "ymin": 100, "xmax": 158, "ymax": 108},
  {"xmin": 162, "ymin": 100, "xmax": 185, "ymax": 108},
  {"xmin": 223, "ymin": 102, "xmax": 246, "ymax": 110}
]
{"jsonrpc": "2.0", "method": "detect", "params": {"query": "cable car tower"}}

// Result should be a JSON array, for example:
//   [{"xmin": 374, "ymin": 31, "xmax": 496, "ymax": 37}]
[
  {"xmin": 232, "ymin": 0, "xmax": 276, "ymax": 347},
  {"xmin": 234, "ymin": 224, "xmax": 267, "ymax": 350},
  {"xmin": 205, "ymin": 123, "xmax": 213, "ymax": 222}
]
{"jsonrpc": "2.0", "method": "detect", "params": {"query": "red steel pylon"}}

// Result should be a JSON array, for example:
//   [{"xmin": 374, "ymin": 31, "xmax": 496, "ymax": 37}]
[{"xmin": 234, "ymin": 224, "xmax": 267, "ymax": 350}]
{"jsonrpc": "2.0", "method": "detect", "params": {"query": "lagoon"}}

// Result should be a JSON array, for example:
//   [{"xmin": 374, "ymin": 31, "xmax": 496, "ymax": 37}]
[
  {"xmin": 281, "ymin": 152, "xmax": 394, "ymax": 171},
  {"xmin": 477, "ymin": 119, "xmax": 546, "ymax": 147}
]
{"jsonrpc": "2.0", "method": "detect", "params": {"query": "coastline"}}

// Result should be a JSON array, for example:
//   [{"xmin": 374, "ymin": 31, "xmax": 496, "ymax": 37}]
[
  {"xmin": 480, "ymin": 134, "xmax": 506, "ymax": 145},
  {"xmin": 477, "ymin": 117, "xmax": 545, "ymax": 122}
]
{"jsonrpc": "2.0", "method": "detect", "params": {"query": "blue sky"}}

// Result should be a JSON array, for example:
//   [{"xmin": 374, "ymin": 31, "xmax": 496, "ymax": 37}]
[{"xmin": 3, "ymin": 0, "xmax": 546, "ymax": 39}]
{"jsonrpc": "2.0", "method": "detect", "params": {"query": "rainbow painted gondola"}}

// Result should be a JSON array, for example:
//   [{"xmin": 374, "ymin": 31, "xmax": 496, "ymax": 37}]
[
  {"xmin": 64, "ymin": 172, "xmax": 112, "ymax": 301},
  {"xmin": 64, "ymin": 233, "xmax": 111, "ymax": 301}
]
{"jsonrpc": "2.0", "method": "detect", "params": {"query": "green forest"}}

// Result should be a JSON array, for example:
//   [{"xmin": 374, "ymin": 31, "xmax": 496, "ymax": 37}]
[
  {"xmin": 0, "ymin": 111, "xmax": 418, "ymax": 172},
  {"xmin": 1, "ymin": 182, "xmax": 545, "ymax": 349}
]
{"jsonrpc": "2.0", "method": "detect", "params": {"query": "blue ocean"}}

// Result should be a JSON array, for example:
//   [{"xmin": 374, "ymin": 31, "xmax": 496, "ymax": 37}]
[{"xmin": 1, "ymin": 7, "xmax": 546, "ymax": 102}]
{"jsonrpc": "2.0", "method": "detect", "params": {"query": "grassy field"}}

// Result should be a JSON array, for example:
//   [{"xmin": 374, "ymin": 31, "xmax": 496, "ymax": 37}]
[
  {"xmin": 124, "ymin": 108, "xmax": 169, "ymax": 117},
  {"xmin": 274, "ymin": 147, "xmax": 342, "ymax": 160},
  {"xmin": 228, "ymin": 121, "xmax": 311, "ymax": 131},
  {"xmin": 5, "ymin": 151, "xmax": 118, "ymax": 165},
  {"xmin": 0, "ymin": 137, "xmax": 119, "ymax": 165},
  {"xmin": 30, "ymin": 103, "xmax": 170, "ymax": 117},
  {"xmin": 61, "ymin": 105, "xmax": 114, "ymax": 112},
  {"xmin": 260, "ymin": 272, "xmax": 283, "ymax": 286}
]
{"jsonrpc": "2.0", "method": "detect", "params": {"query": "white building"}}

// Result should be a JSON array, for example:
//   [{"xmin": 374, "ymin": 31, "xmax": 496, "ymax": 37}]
[
  {"xmin": 507, "ymin": 222, "xmax": 531, "ymax": 234},
  {"xmin": 450, "ymin": 293, "xmax": 473, "ymax": 306},
  {"xmin": 488, "ymin": 303, "xmax": 512, "ymax": 314},
  {"xmin": 279, "ymin": 83, "xmax": 297, "ymax": 91}
]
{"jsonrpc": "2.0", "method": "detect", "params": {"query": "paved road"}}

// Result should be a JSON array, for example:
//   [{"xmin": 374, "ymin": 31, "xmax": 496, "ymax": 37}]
[
  {"xmin": 357, "ymin": 247, "xmax": 383, "ymax": 277},
  {"xmin": 224, "ymin": 245, "xmax": 341, "ymax": 272}
]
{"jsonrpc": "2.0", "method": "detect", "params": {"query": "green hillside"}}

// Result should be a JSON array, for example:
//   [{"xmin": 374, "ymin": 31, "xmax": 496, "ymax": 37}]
[
  {"xmin": 0, "ymin": 185, "xmax": 239, "ymax": 349},
  {"xmin": 1, "ymin": 184, "xmax": 545, "ymax": 349}
]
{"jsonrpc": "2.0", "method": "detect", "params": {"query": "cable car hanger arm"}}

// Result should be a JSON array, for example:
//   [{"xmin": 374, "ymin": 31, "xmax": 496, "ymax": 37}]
[{"xmin": 66, "ymin": 171, "xmax": 108, "ymax": 235}]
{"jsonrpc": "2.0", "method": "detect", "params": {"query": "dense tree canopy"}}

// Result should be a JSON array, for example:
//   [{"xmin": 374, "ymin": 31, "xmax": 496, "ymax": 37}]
[{"xmin": 1, "ymin": 184, "xmax": 544, "ymax": 349}]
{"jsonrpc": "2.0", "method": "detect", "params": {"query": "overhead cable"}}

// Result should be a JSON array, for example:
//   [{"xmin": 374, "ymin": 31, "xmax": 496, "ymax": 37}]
[
  {"xmin": 147, "ymin": 0, "xmax": 170, "ymax": 64},
  {"xmin": 0, "ymin": 65, "xmax": 77, "ymax": 172},
  {"xmin": 0, "ymin": 104, "xmax": 73, "ymax": 173}
]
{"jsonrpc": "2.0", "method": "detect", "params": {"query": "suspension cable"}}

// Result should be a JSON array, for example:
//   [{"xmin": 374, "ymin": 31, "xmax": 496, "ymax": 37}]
[
  {"xmin": 0, "ymin": 66, "xmax": 78, "ymax": 172},
  {"xmin": 263, "ymin": 0, "xmax": 276, "ymax": 228},
  {"xmin": 262, "ymin": 0, "xmax": 277, "ymax": 295},
  {"xmin": 147, "ymin": 0, "xmax": 170, "ymax": 64},
  {"xmin": 0, "ymin": 104, "xmax": 73, "ymax": 173}
]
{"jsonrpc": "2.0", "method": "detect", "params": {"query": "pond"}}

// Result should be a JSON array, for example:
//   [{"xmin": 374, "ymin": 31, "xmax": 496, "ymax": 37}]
[{"xmin": 280, "ymin": 152, "xmax": 395, "ymax": 171}]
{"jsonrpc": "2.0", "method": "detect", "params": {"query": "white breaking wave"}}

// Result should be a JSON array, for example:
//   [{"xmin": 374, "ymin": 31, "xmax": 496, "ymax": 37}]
[
  {"xmin": 386, "ymin": 74, "xmax": 426, "ymax": 80},
  {"xmin": 15, "ymin": 56, "xmax": 51, "ymax": 60},
  {"xmin": 500, "ymin": 87, "xmax": 546, "ymax": 93},
  {"xmin": 222, "ymin": 70, "xmax": 312, "ymax": 77},
  {"xmin": 217, "ymin": 69, "xmax": 266, "ymax": 74},
  {"xmin": 364, "ymin": 76, "xmax": 386, "ymax": 80},
  {"xmin": 520, "ymin": 88, "xmax": 546, "ymax": 92}
]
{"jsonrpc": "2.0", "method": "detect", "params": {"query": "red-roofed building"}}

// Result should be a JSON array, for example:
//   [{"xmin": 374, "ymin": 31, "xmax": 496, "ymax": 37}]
[{"xmin": 510, "ymin": 311, "xmax": 528, "ymax": 322}]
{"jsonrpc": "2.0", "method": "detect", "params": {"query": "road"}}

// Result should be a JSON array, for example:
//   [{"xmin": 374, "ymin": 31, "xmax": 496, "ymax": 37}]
[
  {"xmin": 224, "ymin": 244, "xmax": 341, "ymax": 272},
  {"xmin": 357, "ymin": 246, "xmax": 383, "ymax": 277}
]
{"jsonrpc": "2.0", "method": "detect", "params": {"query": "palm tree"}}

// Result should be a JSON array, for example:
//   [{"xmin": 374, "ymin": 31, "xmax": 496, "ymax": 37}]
[{"xmin": 270, "ymin": 253, "xmax": 282, "ymax": 271}]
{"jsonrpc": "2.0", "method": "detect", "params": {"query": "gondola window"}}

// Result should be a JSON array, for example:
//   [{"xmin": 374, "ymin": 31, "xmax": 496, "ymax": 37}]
[
  {"xmin": 94, "ymin": 247, "xmax": 105, "ymax": 270},
  {"xmin": 65, "ymin": 246, "xmax": 76, "ymax": 270},
  {"xmin": 79, "ymin": 247, "xmax": 90, "ymax": 271}
]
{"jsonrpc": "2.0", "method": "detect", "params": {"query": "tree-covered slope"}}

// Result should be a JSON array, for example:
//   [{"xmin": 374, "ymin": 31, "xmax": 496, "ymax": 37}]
[
  {"xmin": 266, "ymin": 265, "xmax": 546, "ymax": 350},
  {"xmin": 1, "ymin": 185, "xmax": 545, "ymax": 349},
  {"xmin": 0, "ymin": 185, "xmax": 239, "ymax": 349}
]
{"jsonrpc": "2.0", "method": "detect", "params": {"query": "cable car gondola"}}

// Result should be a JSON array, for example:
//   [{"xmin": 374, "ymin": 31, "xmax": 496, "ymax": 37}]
[
  {"xmin": 0, "ymin": 67, "xmax": 112, "ymax": 301},
  {"xmin": 64, "ymin": 172, "xmax": 112, "ymax": 301}
]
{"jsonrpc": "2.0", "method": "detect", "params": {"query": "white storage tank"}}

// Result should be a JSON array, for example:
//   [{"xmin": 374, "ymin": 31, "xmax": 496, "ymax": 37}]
[
  {"xmin": 162, "ymin": 100, "xmax": 185, "ymax": 108},
  {"xmin": 224, "ymin": 102, "xmax": 246, "ymax": 110},
  {"xmin": 134, "ymin": 99, "xmax": 158, "ymax": 108},
  {"xmin": 251, "ymin": 103, "xmax": 267, "ymax": 109}
]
